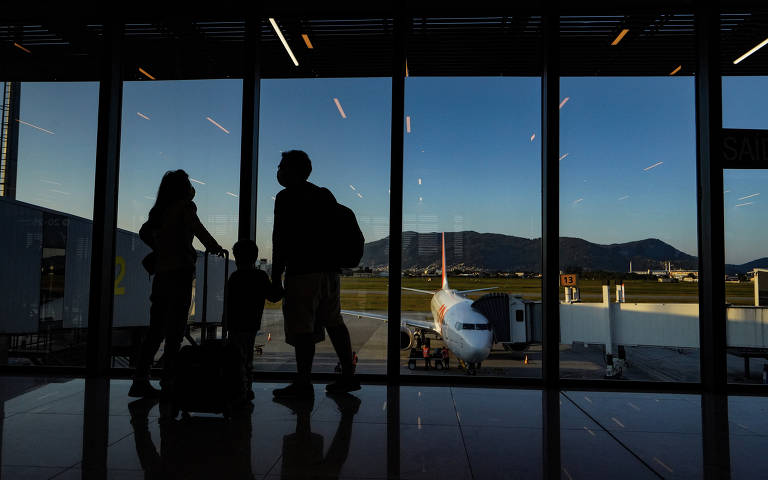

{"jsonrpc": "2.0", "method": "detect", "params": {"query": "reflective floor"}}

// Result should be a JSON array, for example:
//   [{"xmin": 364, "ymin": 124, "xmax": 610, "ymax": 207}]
[{"xmin": 0, "ymin": 376, "xmax": 765, "ymax": 479}]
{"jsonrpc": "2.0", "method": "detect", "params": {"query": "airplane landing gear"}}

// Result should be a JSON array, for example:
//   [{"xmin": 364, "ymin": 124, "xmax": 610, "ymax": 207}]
[{"xmin": 458, "ymin": 360, "xmax": 478, "ymax": 375}]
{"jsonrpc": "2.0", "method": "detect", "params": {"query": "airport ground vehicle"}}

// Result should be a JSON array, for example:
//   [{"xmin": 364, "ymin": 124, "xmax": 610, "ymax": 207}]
[{"xmin": 406, "ymin": 347, "xmax": 446, "ymax": 371}]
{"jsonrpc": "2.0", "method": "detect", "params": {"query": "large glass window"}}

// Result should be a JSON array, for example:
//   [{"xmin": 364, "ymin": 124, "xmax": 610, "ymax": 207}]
[
  {"xmin": 113, "ymin": 79, "xmax": 242, "ymax": 367},
  {"xmin": 0, "ymin": 19, "xmax": 100, "ymax": 367},
  {"xmin": 402, "ymin": 17, "xmax": 543, "ymax": 378},
  {"xmin": 256, "ymin": 17, "xmax": 392, "ymax": 374},
  {"xmin": 0, "ymin": 82, "xmax": 99, "ymax": 367},
  {"xmin": 722, "ymin": 11, "xmax": 768, "ymax": 385},
  {"xmin": 559, "ymin": 14, "xmax": 700, "ymax": 382}
]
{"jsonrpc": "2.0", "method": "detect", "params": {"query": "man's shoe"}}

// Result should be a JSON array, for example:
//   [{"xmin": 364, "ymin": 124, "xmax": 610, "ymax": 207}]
[
  {"xmin": 128, "ymin": 379, "xmax": 161, "ymax": 398},
  {"xmin": 325, "ymin": 377, "xmax": 361, "ymax": 394},
  {"xmin": 272, "ymin": 382, "xmax": 314, "ymax": 399}
]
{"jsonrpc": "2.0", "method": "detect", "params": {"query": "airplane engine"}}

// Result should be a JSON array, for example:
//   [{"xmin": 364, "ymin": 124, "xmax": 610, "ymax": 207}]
[{"xmin": 400, "ymin": 326, "xmax": 414, "ymax": 350}]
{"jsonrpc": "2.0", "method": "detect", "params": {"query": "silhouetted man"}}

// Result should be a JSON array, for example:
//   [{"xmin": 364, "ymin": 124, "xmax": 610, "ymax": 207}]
[{"xmin": 271, "ymin": 150, "xmax": 360, "ymax": 398}]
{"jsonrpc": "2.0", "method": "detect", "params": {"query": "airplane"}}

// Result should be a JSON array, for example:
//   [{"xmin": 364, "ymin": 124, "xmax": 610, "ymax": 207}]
[{"xmin": 342, "ymin": 233, "xmax": 497, "ymax": 375}]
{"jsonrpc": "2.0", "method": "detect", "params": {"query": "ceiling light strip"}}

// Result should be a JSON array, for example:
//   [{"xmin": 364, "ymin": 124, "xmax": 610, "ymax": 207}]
[
  {"xmin": 270, "ymin": 18, "xmax": 299, "ymax": 66},
  {"xmin": 206, "ymin": 116, "xmax": 230, "ymax": 134},
  {"xmin": 138, "ymin": 67, "xmax": 156, "ymax": 80},
  {"xmin": 333, "ymin": 98, "xmax": 347, "ymax": 119},
  {"xmin": 16, "ymin": 119, "xmax": 54, "ymax": 135},
  {"xmin": 611, "ymin": 29, "xmax": 629, "ymax": 46},
  {"xmin": 13, "ymin": 42, "xmax": 31, "ymax": 54},
  {"xmin": 734, "ymin": 38, "xmax": 768, "ymax": 64},
  {"xmin": 302, "ymin": 34, "xmax": 314, "ymax": 49}
]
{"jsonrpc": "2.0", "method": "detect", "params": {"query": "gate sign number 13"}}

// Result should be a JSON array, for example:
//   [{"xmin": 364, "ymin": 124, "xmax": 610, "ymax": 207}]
[{"xmin": 560, "ymin": 274, "xmax": 578, "ymax": 287}]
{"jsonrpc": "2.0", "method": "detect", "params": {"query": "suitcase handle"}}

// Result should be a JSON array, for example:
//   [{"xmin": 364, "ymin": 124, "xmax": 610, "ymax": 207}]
[{"xmin": 201, "ymin": 249, "xmax": 229, "ymax": 344}]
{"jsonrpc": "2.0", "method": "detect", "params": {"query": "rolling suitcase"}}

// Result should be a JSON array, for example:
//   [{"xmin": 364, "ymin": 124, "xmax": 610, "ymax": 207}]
[{"xmin": 172, "ymin": 249, "xmax": 246, "ymax": 418}]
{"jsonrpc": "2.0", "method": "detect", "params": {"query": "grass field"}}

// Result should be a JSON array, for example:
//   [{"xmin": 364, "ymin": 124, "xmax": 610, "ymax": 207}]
[{"xmin": 263, "ymin": 276, "xmax": 756, "ymax": 311}]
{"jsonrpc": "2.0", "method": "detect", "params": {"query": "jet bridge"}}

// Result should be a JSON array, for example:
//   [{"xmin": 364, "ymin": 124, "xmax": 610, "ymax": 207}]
[{"xmin": 472, "ymin": 293, "xmax": 539, "ymax": 349}]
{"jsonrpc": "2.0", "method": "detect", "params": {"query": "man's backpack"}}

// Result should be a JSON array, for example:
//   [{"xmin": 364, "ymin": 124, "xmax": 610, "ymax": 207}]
[{"xmin": 332, "ymin": 202, "xmax": 365, "ymax": 268}]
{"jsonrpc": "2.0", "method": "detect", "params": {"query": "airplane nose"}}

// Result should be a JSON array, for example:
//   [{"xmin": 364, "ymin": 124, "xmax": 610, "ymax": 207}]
[{"xmin": 465, "ymin": 332, "xmax": 492, "ymax": 363}]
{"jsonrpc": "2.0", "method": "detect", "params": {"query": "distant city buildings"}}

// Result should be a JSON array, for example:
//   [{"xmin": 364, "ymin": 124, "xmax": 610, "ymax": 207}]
[{"xmin": 629, "ymin": 260, "xmax": 701, "ymax": 282}]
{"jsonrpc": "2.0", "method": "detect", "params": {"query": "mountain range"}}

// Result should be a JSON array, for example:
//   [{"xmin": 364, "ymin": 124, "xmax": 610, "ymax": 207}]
[{"xmin": 359, "ymin": 231, "xmax": 766, "ymax": 274}]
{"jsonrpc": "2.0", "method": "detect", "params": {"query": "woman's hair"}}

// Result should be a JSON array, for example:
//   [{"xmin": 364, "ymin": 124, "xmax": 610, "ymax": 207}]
[{"xmin": 148, "ymin": 169, "xmax": 191, "ymax": 221}]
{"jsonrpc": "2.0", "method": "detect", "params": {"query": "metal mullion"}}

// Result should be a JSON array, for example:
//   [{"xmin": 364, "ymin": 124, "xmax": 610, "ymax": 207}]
[
  {"xmin": 561, "ymin": 378, "xmax": 703, "ymax": 394},
  {"xmin": 81, "ymin": 377, "xmax": 110, "ymax": 477},
  {"xmin": 239, "ymin": 17, "xmax": 261, "ymax": 242},
  {"xmin": 386, "ymin": 384, "xmax": 400, "ymax": 479},
  {"xmin": 387, "ymin": 12, "xmax": 407, "ymax": 382},
  {"xmin": 695, "ymin": 5, "xmax": 730, "ymax": 479},
  {"xmin": 727, "ymin": 384, "xmax": 768, "ymax": 396},
  {"xmin": 0, "ymin": 366, "xmax": 88, "ymax": 377},
  {"xmin": 541, "ymin": 8, "xmax": 561, "ymax": 480},
  {"xmin": 86, "ymin": 22, "xmax": 123, "ymax": 377},
  {"xmin": 695, "ymin": 1, "xmax": 727, "ymax": 405},
  {"xmin": 383, "ymin": 374, "xmax": 544, "ymax": 388},
  {"xmin": 541, "ymin": 7, "xmax": 560, "ymax": 395}
]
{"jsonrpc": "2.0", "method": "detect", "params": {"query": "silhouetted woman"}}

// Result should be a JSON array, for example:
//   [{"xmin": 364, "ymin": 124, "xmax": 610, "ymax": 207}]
[{"xmin": 129, "ymin": 169, "xmax": 223, "ymax": 398}]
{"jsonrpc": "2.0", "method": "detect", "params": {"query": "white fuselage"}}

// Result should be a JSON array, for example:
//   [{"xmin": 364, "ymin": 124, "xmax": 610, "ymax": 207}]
[{"xmin": 429, "ymin": 289, "xmax": 493, "ymax": 364}]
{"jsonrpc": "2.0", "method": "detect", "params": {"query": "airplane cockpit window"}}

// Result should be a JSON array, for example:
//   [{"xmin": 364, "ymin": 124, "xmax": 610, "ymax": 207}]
[{"xmin": 459, "ymin": 323, "xmax": 490, "ymax": 330}]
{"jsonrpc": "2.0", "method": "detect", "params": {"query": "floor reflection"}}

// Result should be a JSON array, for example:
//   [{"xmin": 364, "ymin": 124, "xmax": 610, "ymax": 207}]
[
  {"xmin": 274, "ymin": 394, "xmax": 360, "ymax": 479},
  {"xmin": 129, "ymin": 397, "xmax": 255, "ymax": 479},
  {"xmin": 1, "ymin": 377, "xmax": 767, "ymax": 479}
]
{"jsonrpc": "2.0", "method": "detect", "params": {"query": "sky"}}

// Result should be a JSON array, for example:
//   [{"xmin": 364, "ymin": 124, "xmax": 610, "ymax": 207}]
[{"xmin": 12, "ymin": 75, "xmax": 768, "ymax": 265}]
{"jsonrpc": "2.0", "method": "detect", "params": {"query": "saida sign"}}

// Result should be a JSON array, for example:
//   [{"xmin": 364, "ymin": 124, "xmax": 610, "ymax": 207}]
[{"xmin": 721, "ymin": 128, "xmax": 768, "ymax": 168}]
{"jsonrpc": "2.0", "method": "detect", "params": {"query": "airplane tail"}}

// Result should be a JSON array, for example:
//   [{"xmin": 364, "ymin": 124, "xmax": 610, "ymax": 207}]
[{"xmin": 441, "ymin": 232, "xmax": 449, "ymax": 290}]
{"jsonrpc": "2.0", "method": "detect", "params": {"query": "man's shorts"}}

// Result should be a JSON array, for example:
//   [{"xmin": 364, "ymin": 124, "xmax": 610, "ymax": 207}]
[{"xmin": 283, "ymin": 272, "xmax": 345, "ymax": 346}]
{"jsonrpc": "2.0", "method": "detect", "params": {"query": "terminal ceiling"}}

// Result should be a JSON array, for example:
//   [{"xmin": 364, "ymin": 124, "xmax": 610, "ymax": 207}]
[{"xmin": 2, "ymin": 3, "xmax": 768, "ymax": 81}]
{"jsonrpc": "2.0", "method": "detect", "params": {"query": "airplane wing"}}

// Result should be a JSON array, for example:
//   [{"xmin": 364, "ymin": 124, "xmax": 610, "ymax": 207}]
[
  {"xmin": 402, "ymin": 287, "xmax": 435, "ymax": 295},
  {"xmin": 457, "ymin": 287, "xmax": 498, "ymax": 294},
  {"xmin": 341, "ymin": 310, "xmax": 435, "ymax": 331}
]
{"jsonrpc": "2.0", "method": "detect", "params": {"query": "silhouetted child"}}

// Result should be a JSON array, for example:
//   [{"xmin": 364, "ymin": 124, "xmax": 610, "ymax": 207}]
[{"xmin": 226, "ymin": 240, "xmax": 282, "ymax": 398}]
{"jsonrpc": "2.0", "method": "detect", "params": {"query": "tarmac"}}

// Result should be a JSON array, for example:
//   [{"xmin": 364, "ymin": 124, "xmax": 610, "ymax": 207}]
[{"xmin": 251, "ymin": 310, "xmax": 768, "ymax": 384}]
